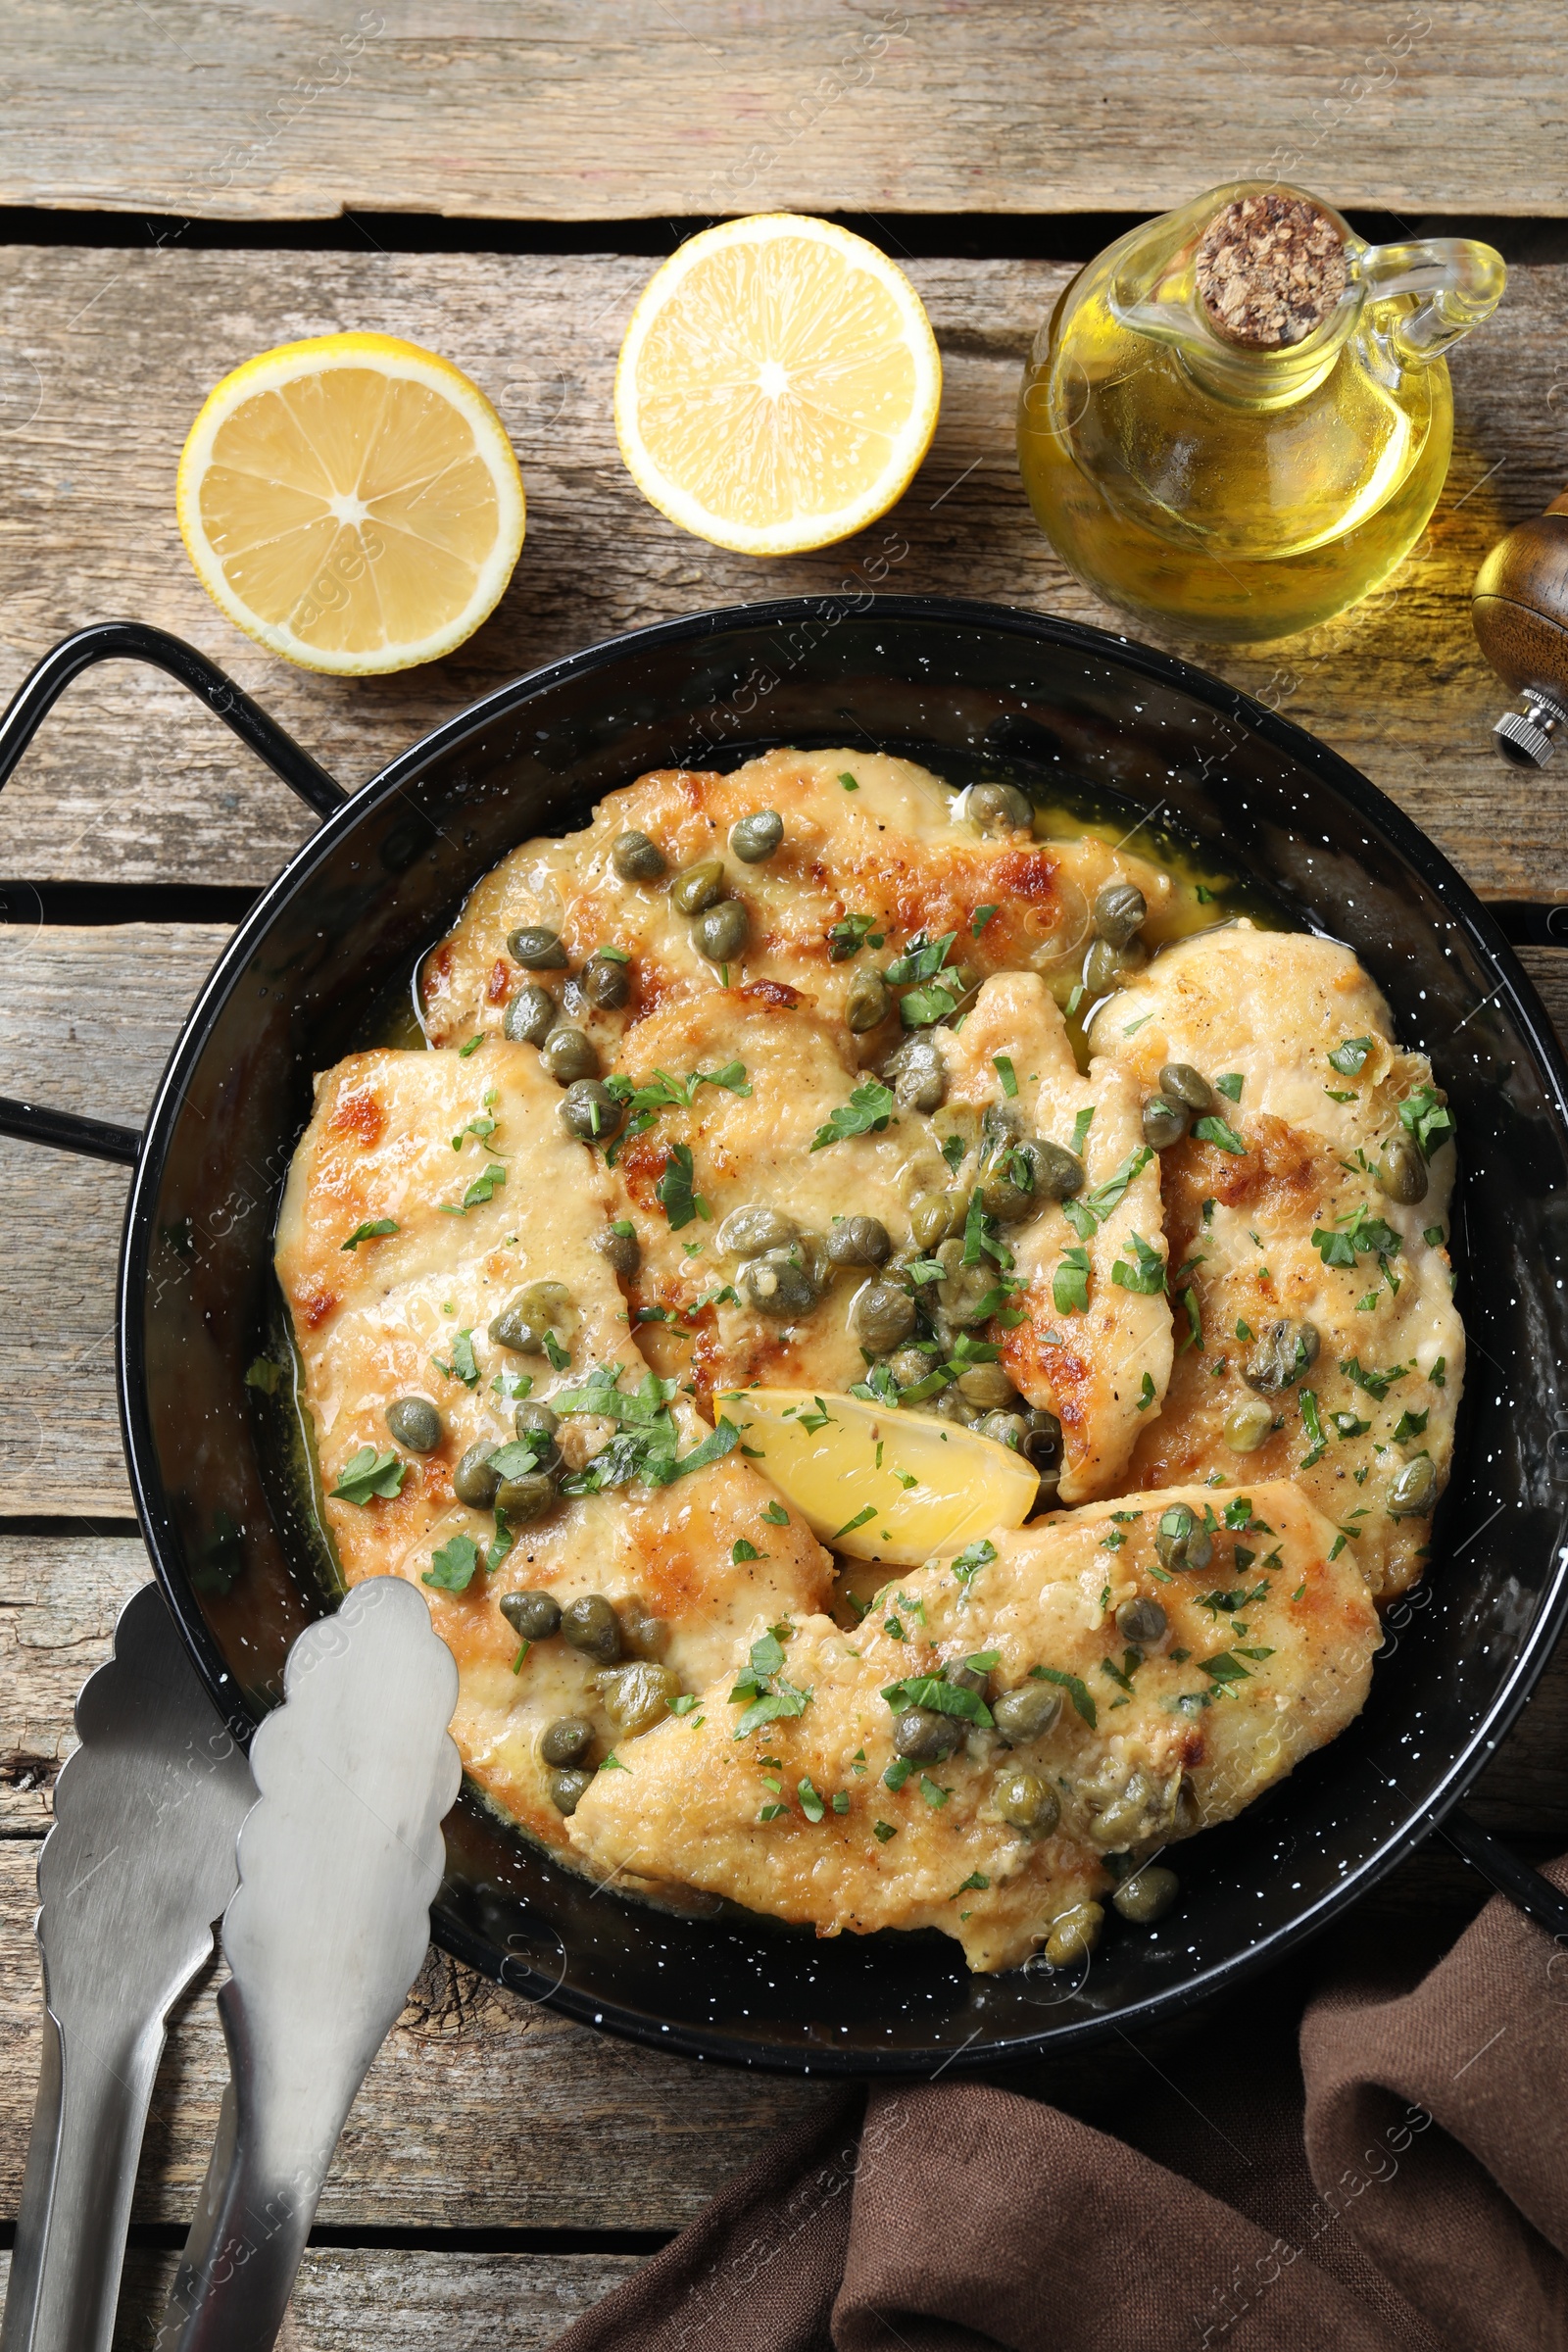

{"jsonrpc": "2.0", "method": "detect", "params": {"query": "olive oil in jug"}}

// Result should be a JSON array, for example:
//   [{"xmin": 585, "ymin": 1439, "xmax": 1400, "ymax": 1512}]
[{"xmin": 1017, "ymin": 184, "xmax": 1505, "ymax": 643}]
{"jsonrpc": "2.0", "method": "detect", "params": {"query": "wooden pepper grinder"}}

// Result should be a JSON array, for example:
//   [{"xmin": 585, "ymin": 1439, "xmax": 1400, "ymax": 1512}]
[{"xmin": 1472, "ymin": 488, "xmax": 1568, "ymax": 765}]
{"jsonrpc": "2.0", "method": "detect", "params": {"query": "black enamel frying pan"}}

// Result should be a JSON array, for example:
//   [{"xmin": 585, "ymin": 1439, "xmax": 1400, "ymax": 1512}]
[{"xmin": 4, "ymin": 595, "xmax": 1568, "ymax": 2076}]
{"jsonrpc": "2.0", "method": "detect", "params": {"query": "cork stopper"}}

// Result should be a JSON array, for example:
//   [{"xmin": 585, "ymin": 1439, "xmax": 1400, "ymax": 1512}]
[{"xmin": 1195, "ymin": 193, "xmax": 1348, "ymax": 351}]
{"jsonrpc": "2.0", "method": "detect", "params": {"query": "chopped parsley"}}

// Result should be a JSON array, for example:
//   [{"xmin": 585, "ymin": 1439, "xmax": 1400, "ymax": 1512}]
[
  {"xmin": 458, "ymin": 1033, "xmax": 486, "ymax": 1057},
  {"xmin": 809, "ymin": 1077, "xmax": 897, "ymax": 1152},
  {"xmin": 826, "ymin": 910, "xmax": 884, "ymax": 961},
  {"xmin": 1423, "ymin": 1226, "xmax": 1446, "ymax": 1250},
  {"xmin": 245, "ymin": 1356, "xmax": 283, "ymax": 1396},
  {"xmin": 873, "ymin": 1819, "xmax": 898, "ymax": 1841},
  {"xmin": 553, "ymin": 1361, "xmax": 740, "ymax": 1492},
  {"xmin": 432, "ymin": 1329, "xmax": 480, "ymax": 1387},
  {"xmin": 1392, "ymin": 1407, "xmax": 1431, "ymax": 1443},
  {"xmin": 760, "ymin": 1499, "xmax": 791, "ymax": 1526},
  {"xmin": 883, "ymin": 1755, "xmax": 913, "ymax": 1791},
  {"xmin": 1398, "ymin": 1087, "xmax": 1453, "ymax": 1158},
  {"xmin": 1430, "ymin": 1356, "xmax": 1446, "ymax": 1388},
  {"xmin": 1214, "ymin": 1072, "xmax": 1244, "ymax": 1102},
  {"xmin": 341, "ymin": 1218, "xmax": 397, "ymax": 1250},
  {"xmin": 655, "ymin": 1141, "xmax": 709, "ymax": 1229},
  {"xmin": 839, "ymin": 770, "xmax": 859, "ymax": 791},
  {"xmin": 1329, "ymin": 1036, "xmax": 1372, "ymax": 1077},
  {"xmin": 834, "ymin": 1504, "xmax": 878, "ymax": 1542},
  {"xmin": 1193, "ymin": 1113, "xmax": 1247, "ymax": 1155},
  {"xmin": 919, "ymin": 1775, "xmax": 950, "ymax": 1808},
  {"xmin": 1339, "ymin": 1355, "xmax": 1410, "ymax": 1401},
  {"xmin": 1298, "ymin": 1390, "xmax": 1328, "ymax": 1468},
  {"xmin": 729, "ymin": 1628, "xmax": 812, "ymax": 1739},
  {"xmin": 732, "ymin": 1538, "xmax": 761, "ymax": 1563},
  {"xmin": 330, "ymin": 1446, "xmax": 406, "ymax": 1505},
  {"xmin": 880, "ymin": 1667, "xmax": 993, "ymax": 1729},
  {"xmin": 423, "ymin": 1533, "xmax": 481, "ymax": 1592},
  {"xmin": 951, "ymin": 1537, "xmax": 997, "ymax": 1585},
  {"xmin": 798, "ymin": 1776, "xmax": 826, "ymax": 1823},
  {"xmin": 1054, "ymin": 1245, "xmax": 1092, "ymax": 1315},
  {"xmin": 1136, "ymin": 1370, "xmax": 1156, "ymax": 1411},
  {"xmin": 971, "ymin": 904, "xmax": 999, "ymax": 936},
  {"xmin": 1069, "ymin": 1105, "xmax": 1095, "ymax": 1156},
  {"xmin": 1110, "ymin": 1231, "xmax": 1166, "ymax": 1294},
  {"xmin": 994, "ymin": 1054, "xmax": 1019, "ymax": 1099}
]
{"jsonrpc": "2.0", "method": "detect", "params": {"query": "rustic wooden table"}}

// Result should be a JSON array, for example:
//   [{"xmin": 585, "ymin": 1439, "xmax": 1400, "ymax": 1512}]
[{"xmin": 2, "ymin": 7, "xmax": 1566, "ymax": 2340}]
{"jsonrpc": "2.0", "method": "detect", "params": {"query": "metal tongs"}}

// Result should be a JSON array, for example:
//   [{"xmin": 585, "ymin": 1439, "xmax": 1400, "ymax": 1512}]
[{"xmin": 1, "ymin": 1577, "xmax": 459, "ymax": 2352}]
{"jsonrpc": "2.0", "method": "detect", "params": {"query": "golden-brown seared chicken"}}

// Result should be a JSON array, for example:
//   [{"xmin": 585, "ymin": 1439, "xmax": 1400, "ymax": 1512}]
[
  {"xmin": 1095, "ymin": 925, "xmax": 1462, "ymax": 1596},
  {"xmin": 940, "ymin": 971, "xmax": 1173, "ymax": 1503},
  {"xmin": 419, "ymin": 746, "xmax": 1172, "ymax": 1056},
  {"xmin": 275, "ymin": 1043, "xmax": 832, "ymax": 1858},
  {"xmin": 566, "ymin": 1479, "xmax": 1378, "ymax": 1971}
]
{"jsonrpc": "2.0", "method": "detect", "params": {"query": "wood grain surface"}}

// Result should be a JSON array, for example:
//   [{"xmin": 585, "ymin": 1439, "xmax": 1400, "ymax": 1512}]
[
  {"xmin": 4, "ymin": 3, "xmax": 1565, "ymax": 222},
  {"xmin": 0, "ymin": 2246, "xmax": 644, "ymax": 2348},
  {"xmin": 0, "ymin": 249, "xmax": 1562, "ymax": 899}
]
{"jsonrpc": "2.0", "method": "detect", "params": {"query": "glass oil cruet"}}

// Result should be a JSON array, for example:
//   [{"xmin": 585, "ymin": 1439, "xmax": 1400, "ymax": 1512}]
[{"xmin": 1017, "ymin": 182, "xmax": 1505, "ymax": 643}]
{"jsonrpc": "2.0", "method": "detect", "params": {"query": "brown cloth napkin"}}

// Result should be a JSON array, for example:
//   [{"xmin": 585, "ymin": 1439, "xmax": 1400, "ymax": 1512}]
[{"xmin": 556, "ymin": 1858, "xmax": 1568, "ymax": 2352}]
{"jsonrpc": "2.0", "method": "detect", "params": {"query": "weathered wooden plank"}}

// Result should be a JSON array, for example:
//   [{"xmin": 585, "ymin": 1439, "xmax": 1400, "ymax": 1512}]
[
  {"xmin": 0, "ymin": 249, "xmax": 1562, "ymax": 899},
  {"xmin": 4, "ymin": 3, "xmax": 1564, "ymax": 221},
  {"xmin": 0, "ymin": 1840, "xmax": 833, "ymax": 2226},
  {"xmin": 0, "ymin": 2246, "xmax": 642, "ymax": 2349},
  {"xmin": 0, "ymin": 924, "xmax": 232, "ymax": 1515}
]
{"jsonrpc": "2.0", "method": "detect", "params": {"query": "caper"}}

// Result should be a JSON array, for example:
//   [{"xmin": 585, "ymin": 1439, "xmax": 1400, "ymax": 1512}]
[
  {"xmin": 612, "ymin": 830, "xmax": 666, "ymax": 883},
  {"xmin": 826, "ymin": 1215, "xmax": 892, "ymax": 1268},
  {"xmin": 844, "ymin": 966, "xmax": 893, "ymax": 1032},
  {"xmin": 946, "ymin": 1657, "xmax": 988, "ymax": 1698},
  {"xmin": 909, "ymin": 1187, "xmax": 965, "ymax": 1250},
  {"xmin": 1142, "ymin": 1096, "xmax": 1189, "ymax": 1151},
  {"xmin": 1159, "ymin": 1062, "xmax": 1212, "ymax": 1112},
  {"xmin": 1224, "ymin": 1398, "xmax": 1275, "ymax": 1454},
  {"xmin": 740, "ymin": 1248, "xmax": 819, "ymax": 1320},
  {"xmin": 968, "ymin": 781, "xmax": 1033, "ymax": 835},
  {"xmin": 886, "ymin": 1345, "xmax": 935, "ymax": 1391},
  {"xmin": 561, "ymin": 1078, "xmax": 622, "ymax": 1144},
  {"xmin": 594, "ymin": 1222, "xmax": 640, "ymax": 1276},
  {"xmin": 716, "ymin": 1203, "xmax": 797, "ymax": 1257},
  {"xmin": 1035, "ymin": 1141, "xmax": 1086, "ymax": 1200},
  {"xmin": 694, "ymin": 899, "xmax": 749, "ymax": 962},
  {"xmin": 503, "ymin": 984, "xmax": 557, "ymax": 1046},
  {"xmin": 514, "ymin": 1398, "xmax": 562, "ymax": 1450},
  {"xmin": 543, "ymin": 1026, "xmax": 599, "ymax": 1085},
  {"xmin": 385, "ymin": 1396, "xmax": 441, "ymax": 1452},
  {"xmin": 1022, "ymin": 1409, "xmax": 1063, "ymax": 1474},
  {"xmin": 991, "ymin": 1683, "xmax": 1063, "ymax": 1745},
  {"xmin": 977, "ymin": 1410, "xmax": 1029, "ymax": 1452},
  {"xmin": 540, "ymin": 1714, "xmax": 593, "ymax": 1767},
  {"xmin": 852, "ymin": 1278, "xmax": 917, "ymax": 1353},
  {"xmin": 1043, "ymin": 1901, "xmax": 1103, "ymax": 1968},
  {"xmin": 1154, "ymin": 1501, "xmax": 1213, "ymax": 1574},
  {"xmin": 617, "ymin": 1597, "xmax": 666, "ymax": 1658},
  {"xmin": 502, "ymin": 1589, "xmax": 561, "ymax": 1642},
  {"xmin": 490, "ymin": 1282, "xmax": 571, "ymax": 1354},
  {"xmin": 1092, "ymin": 879, "xmax": 1148, "ymax": 947},
  {"xmin": 596, "ymin": 1660, "xmax": 680, "ymax": 1735},
  {"xmin": 1084, "ymin": 936, "xmax": 1138, "ymax": 997},
  {"xmin": 548, "ymin": 1767, "xmax": 593, "ymax": 1815},
  {"xmin": 956, "ymin": 1361, "xmax": 1018, "ymax": 1411},
  {"xmin": 1111, "ymin": 1865, "xmax": 1180, "ymax": 1926},
  {"xmin": 977, "ymin": 1140, "xmax": 1046, "ymax": 1223},
  {"xmin": 670, "ymin": 858, "xmax": 726, "ymax": 915},
  {"xmin": 995, "ymin": 1769, "xmax": 1060, "ymax": 1836},
  {"xmin": 729, "ymin": 808, "xmax": 784, "ymax": 863},
  {"xmin": 581, "ymin": 953, "xmax": 631, "ymax": 1010},
  {"xmin": 930, "ymin": 1385, "xmax": 982, "ymax": 1426},
  {"xmin": 453, "ymin": 1443, "xmax": 501, "ymax": 1508},
  {"xmin": 892, "ymin": 1706, "xmax": 959, "ymax": 1762},
  {"xmin": 496, "ymin": 1468, "xmax": 560, "ymax": 1523},
  {"xmin": 1116, "ymin": 1595, "xmax": 1167, "ymax": 1645},
  {"xmin": 1388, "ymin": 1454, "xmax": 1438, "ymax": 1518},
  {"xmin": 1376, "ymin": 1133, "xmax": 1429, "ymax": 1205},
  {"xmin": 932, "ymin": 1240, "xmax": 996, "ymax": 1329},
  {"xmin": 888, "ymin": 1036, "xmax": 947, "ymax": 1113},
  {"xmin": 508, "ymin": 924, "xmax": 568, "ymax": 969},
  {"xmin": 1244, "ymin": 1317, "xmax": 1320, "ymax": 1395},
  {"xmin": 562, "ymin": 1593, "xmax": 622, "ymax": 1664}
]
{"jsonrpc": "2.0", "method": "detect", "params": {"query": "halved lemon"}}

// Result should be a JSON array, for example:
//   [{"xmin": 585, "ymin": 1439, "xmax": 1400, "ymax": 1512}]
[
  {"xmin": 615, "ymin": 215, "xmax": 942, "ymax": 557},
  {"xmin": 176, "ymin": 332, "xmax": 525, "ymax": 675},
  {"xmin": 722, "ymin": 1388, "xmax": 1036, "ymax": 1566}
]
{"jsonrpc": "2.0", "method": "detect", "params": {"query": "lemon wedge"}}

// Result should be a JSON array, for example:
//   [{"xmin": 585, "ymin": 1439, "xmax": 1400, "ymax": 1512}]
[
  {"xmin": 615, "ymin": 215, "xmax": 942, "ymax": 557},
  {"xmin": 723, "ymin": 1388, "xmax": 1037, "ymax": 1566},
  {"xmin": 176, "ymin": 332, "xmax": 525, "ymax": 675}
]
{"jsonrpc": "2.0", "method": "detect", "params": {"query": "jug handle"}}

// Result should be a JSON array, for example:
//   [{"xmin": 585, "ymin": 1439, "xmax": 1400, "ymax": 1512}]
[{"xmin": 1357, "ymin": 237, "xmax": 1506, "ymax": 364}]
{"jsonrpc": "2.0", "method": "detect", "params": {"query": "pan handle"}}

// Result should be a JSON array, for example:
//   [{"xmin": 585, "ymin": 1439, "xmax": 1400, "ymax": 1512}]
[
  {"xmin": 1435, "ymin": 1806, "xmax": 1568, "ymax": 1940},
  {"xmin": 0, "ymin": 622, "xmax": 348, "ymax": 1165},
  {"xmin": 1487, "ymin": 900, "xmax": 1568, "ymax": 948}
]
